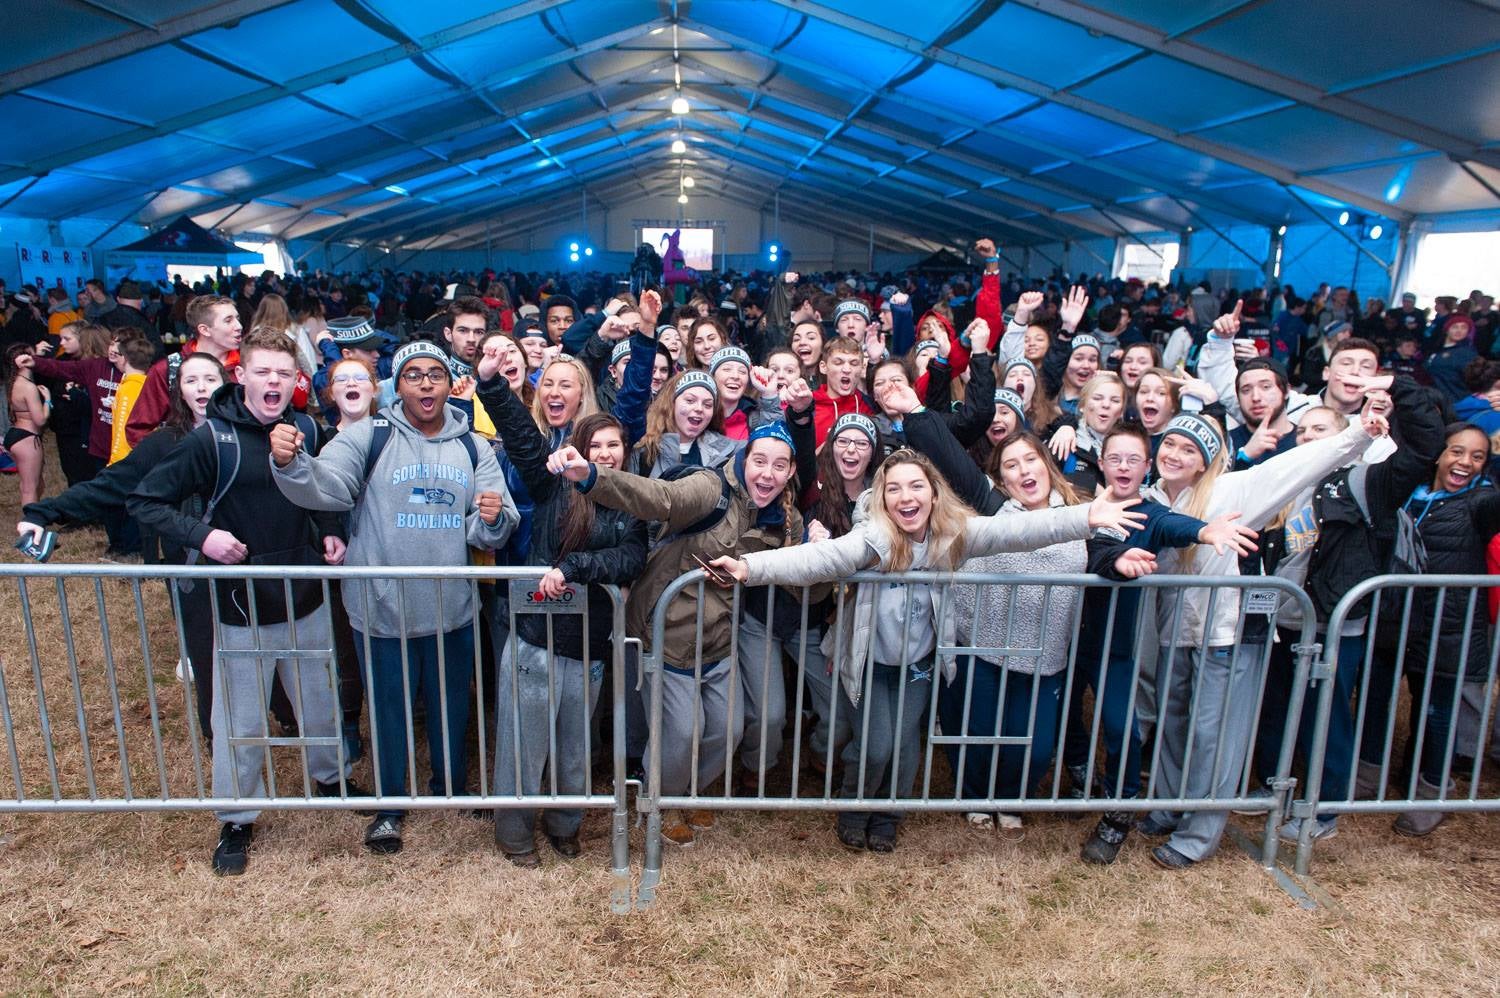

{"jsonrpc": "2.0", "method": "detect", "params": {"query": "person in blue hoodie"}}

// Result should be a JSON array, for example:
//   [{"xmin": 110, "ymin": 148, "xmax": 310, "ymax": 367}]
[{"xmin": 270, "ymin": 340, "xmax": 519, "ymax": 857}]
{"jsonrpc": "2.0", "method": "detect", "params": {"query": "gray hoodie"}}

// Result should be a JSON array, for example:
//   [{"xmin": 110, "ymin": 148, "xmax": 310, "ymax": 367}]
[{"xmin": 271, "ymin": 404, "xmax": 518, "ymax": 638}]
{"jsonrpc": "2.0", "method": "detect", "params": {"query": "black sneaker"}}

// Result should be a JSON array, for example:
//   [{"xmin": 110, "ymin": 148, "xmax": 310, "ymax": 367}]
[
  {"xmin": 835, "ymin": 823, "xmax": 868, "ymax": 852},
  {"xmin": 1080, "ymin": 812, "xmax": 1132, "ymax": 865},
  {"xmin": 212, "ymin": 822, "xmax": 253, "ymax": 876},
  {"xmin": 364, "ymin": 814, "xmax": 403, "ymax": 854},
  {"xmin": 866, "ymin": 830, "xmax": 897, "ymax": 853},
  {"xmin": 316, "ymin": 778, "xmax": 376, "ymax": 816},
  {"xmin": 506, "ymin": 849, "xmax": 542, "ymax": 869},
  {"xmin": 545, "ymin": 832, "xmax": 582, "ymax": 859}
]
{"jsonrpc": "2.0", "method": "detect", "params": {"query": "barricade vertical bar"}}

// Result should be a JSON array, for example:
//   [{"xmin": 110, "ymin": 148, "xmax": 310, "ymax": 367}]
[
  {"xmin": 54, "ymin": 580, "xmax": 99, "ymax": 800},
  {"xmin": 91, "ymin": 578, "xmax": 134, "ymax": 800},
  {"xmin": 1145, "ymin": 588, "xmax": 1188, "ymax": 801},
  {"xmin": 610, "ymin": 591, "xmax": 634, "ymax": 914},
  {"xmin": 360, "ymin": 583, "xmax": 384, "ymax": 799},
  {"xmin": 545, "ymin": 599, "xmax": 560, "ymax": 799},
  {"xmin": 244, "ymin": 575, "xmax": 279, "ymax": 801},
  {"xmin": 283, "ymin": 577, "xmax": 313, "ymax": 798},
  {"xmin": 322, "ymin": 579, "xmax": 348, "ymax": 796},
  {"xmin": 1468, "ymin": 625, "xmax": 1500, "ymax": 798},
  {"xmin": 1436, "ymin": 589, "xmax": 1477, "ymax": 798},
  {"xmin": 508, "ymin": 591, "xmax": 524, "ymax": 801},
  {"xmin": 208, "ymin": 579, "xmax": 246, "ymax": 802},
  {"xmin": 755, "ymin": 583, "xmax": 775, "ymax": 798},
  {"xmin": 471, "ymin": 580, "xmax": 488, "ymax": 805},
  {"xmin": 396, "ymin": 582, "xmax": 420, "ymax": 801},
  {"xmin": 923, "ymin": 583, "xmax": 948, "ymax": 807},
  {"xmin": 888, "ymin": 583, "xmax": 914, "ymax": 809},
  {"xmin": 787, "ymin": 587, "xmax": 811, "ymax": 800},
  {"xmin": 1347, "ymin": 591, "xmax": 1384, "ymax": 801},
  {"xmin": 167, "ymin": 581, "xmax": 207, "ymax": 799},
  {"xmin": 722, "ymin": 583, "xmax": 742, "ymax": 798},
  {"xmin": 580, "ymin": 594, "xmax": 593, "ymax": 807},
  {"xmin": 0, "ymin": 648, "xmax": 24, "ymax": 799},
  {"xmin": 132, "ymin": 579, "xmax": 171, "ymax": 801},
  {"xmin": 1406, "ymin": 589, "xmax": 1445, "ymax": 801},
  {"xmin": 434, "ymin": 582, "xmax": 454, "ymax": 799}
]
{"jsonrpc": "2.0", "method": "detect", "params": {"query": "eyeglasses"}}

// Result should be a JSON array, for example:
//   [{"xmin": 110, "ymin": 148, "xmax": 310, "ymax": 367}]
[
  {"xmin": 1102, "ymin": 454, "xmax": 1146, "ymax": 468},
  {"xmin": 400, "ymin": 368, "xmax": 450, "ymax": 385},
  {"xmin": 332, "ymin": 372, "xmax": 371, "ymax": 384},
  {"xmin": 832, "ymin": 437, "xmax": 873, "ymax": 452}
]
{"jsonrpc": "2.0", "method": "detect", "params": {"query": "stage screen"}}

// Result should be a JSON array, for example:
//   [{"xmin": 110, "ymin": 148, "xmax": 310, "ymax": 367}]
[{"xmin": 641, "ymin": 226, "xmax": 714, "ymax": 271}]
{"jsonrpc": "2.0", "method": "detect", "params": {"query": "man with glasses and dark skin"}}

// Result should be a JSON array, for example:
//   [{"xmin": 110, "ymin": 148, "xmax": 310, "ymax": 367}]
[{"xmin": 271, "ymin": 340, "xmax": 517, "ymax": 857}]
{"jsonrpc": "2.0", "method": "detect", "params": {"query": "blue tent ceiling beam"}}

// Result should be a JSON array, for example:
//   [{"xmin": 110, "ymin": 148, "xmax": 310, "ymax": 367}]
[{"xmin": 2, "ymin": 0, "xmax": 1494, "ymax": 254}]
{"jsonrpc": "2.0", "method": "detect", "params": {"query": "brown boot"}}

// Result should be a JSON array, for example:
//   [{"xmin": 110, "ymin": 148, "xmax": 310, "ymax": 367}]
[
  {"xmin": 662, "ymin": 811, "xmax": 696, "ymax": 847},
  {"xmin": 1355, "ymin": 760, "xmax": 1386, "ymax": 799},
  {"xmin": 686, "ymin": 809, "xmax": 716, "ymax": 829}
]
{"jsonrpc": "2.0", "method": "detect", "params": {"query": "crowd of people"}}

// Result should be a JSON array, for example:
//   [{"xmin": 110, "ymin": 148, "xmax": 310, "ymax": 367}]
[{"xmin": 2, "ymin": 243, "xmax": 1498, "ymax": 878}]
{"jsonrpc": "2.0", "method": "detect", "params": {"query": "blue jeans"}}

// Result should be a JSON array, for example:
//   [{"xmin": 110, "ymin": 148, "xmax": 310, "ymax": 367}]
[
  {"xmin": 356, "ymin": 626, "xmax": 477, "ymax": 818},
  {"xmin": 938, "ymin": 656, "xmax": 1063, "ymax": 803},
  {"xmin": 1255, "ymin": 631, "xmax": 1365, "ymax": 813},
  {"xmin": 1062, "ymin": 651, "xmax": 1145, "ymax": 800}
]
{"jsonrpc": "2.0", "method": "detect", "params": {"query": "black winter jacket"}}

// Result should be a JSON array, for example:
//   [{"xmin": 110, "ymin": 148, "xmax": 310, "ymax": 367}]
[
  {"xmin": 127, "ymin": 385, "xmax": 342, "ymax": 625},
  {"xmin": 1305, "ymin": 377, "xmax": 1446, "ymax": 622},
  {"xmin": 1397, "ymin": 479, "xmax": 1500, "ymax": 680},
  {"xmin": 25, "ymin": 425, "xmax": 190, "ymax": 564},
  {"xmin": 477, "ymin": 376, "xmax": 646, "ymax": 661}
]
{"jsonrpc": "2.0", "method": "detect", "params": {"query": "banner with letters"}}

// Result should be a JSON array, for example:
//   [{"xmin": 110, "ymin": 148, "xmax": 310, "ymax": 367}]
[{"xmin": 15, "ymin": 244, "xmax": 92, "ymax": 292}]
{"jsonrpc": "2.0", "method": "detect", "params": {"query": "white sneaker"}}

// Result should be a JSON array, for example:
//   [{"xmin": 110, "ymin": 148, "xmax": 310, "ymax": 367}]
[
  {"xmin": 996, "ymin": 812, "xmax": 1025, "ymax": 842},
  {"xmin": 965, "ymin": 811, "xmax": 994, "ymax": 830},
  {"xmin": 175, "ymin": 658, "xmax": 194, "ymax": 683}
]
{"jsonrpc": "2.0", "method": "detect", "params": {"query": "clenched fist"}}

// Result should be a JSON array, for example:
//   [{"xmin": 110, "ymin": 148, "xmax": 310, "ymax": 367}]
[
  {"xmin": 476, "ymin": 491, "xmax": 504, "ymax": 525},
  {"xmin": 269, "ymin": 422, "xmax": 304, "ymax": 468}
]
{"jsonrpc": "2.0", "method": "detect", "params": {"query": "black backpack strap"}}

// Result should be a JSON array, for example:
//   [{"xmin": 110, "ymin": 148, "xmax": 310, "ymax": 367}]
[
  {"xmin": 182, "ymin": 418, "xmax": 240, "ymax": 575},
  {"xmin": 205, "ymin": 417, "xmax": 241, "ymax": 523},
  {"xmin": 292, "ymin": 412, "xmax": 318, "ymax": 455},
  {"xmin": 362, "ymin": 417, "xmax": 392, "ymax": 480},
  {"xmin": 654, "ymin": 465, "xmax": 733, "ymax": 544},
  {"xmin": 459, "ymin": 431, "xmax": 480, "ymax": 470}
]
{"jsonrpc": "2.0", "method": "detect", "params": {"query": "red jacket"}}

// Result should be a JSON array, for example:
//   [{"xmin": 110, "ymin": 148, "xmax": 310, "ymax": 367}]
[
  {"xmin": 911, "ymin": 274, "xmax": 1003, "ymax": 400},
  {"xmin": 125, "ymin": 339, "xmax": 240, "ymax": 445},
  {"xmin": 812, "ymin": 385, "xmax": 875, "ymax": 448}
]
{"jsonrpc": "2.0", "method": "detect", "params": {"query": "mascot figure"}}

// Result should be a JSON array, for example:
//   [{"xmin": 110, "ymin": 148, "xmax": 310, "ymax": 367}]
[{"xmin": 660, "ymin": 228, "xmax": 697, "ymax": 303}]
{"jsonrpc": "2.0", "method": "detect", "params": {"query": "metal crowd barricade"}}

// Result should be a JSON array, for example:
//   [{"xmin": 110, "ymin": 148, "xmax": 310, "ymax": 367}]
[
  {"xmin": 1295, "ymin": 574, "xmax": 1500, "ymax": 875},
  {"xmin": 0, "ymin": 563, "xmax": 634, "ymax": 913},
  {"xmin": 635, "ymin": 569, "xmax": 1321, "ymax": 908}
]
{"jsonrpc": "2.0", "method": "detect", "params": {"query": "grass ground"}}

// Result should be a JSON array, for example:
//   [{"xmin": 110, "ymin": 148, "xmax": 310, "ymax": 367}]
[{"xmin": 1, "ymin": 441, "xmax": 1497, "ymax": 994}]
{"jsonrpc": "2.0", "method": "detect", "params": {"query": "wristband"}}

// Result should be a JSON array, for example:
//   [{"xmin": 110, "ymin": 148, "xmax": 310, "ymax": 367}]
[
  {"xmin": 910, "ymin": 404, "xmax": 927, "ymax": 415},
  {"xmin": 1236, "ymin": 448, "xmax": 1252, "ymax": 465},
  {"xmin": 984, "ymin": 256, "xmax": 1000, "ymax": 264}
]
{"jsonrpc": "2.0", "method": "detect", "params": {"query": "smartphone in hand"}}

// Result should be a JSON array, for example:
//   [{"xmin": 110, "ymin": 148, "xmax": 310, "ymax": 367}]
[{"xmin": 15, "ymin": 530, "xmax": 57, "ymax": 563}]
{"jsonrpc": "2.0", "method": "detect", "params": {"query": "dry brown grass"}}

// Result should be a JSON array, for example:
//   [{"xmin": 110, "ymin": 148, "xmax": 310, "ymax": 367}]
[{"xmin": 2, "ymin": 440, "xmax": 1499, "ymax": 995}]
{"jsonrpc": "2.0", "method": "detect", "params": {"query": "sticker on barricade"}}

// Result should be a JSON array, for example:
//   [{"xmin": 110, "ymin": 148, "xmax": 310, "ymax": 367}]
[
  {"xmin": 1243, "ymin": 589, "xmax": 1280, "ymax": 615},
  {"xmin": 509, "ymin": 579, "xmax": 586, "ymax": 613}
]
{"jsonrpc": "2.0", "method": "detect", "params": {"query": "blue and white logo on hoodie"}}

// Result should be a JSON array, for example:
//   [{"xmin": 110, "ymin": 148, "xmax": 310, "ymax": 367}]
[{"xmin": 408, "ymin": 486, "xmax": 456, "ymax": 507}]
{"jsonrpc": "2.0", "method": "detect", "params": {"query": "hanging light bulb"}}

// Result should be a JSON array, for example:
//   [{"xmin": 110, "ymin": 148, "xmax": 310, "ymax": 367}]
[
  {"xmin": 682, "ymin": 176, "xmax": 695, "ymax": 188},
  {"xmin": 677, "ymin": 193, "xmax": 688, "ymax": 205},
  {"xmin": 671, "ymin": 95, "xmax": 690, "ymax": 116},
  {"xmin": 671, "ymin": 138, "xmax": 686, "ymax": 155}
]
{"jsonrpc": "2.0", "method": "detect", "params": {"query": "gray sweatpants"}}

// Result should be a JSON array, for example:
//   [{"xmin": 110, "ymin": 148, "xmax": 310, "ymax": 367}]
[
  {"xmin": 839, "ymin": 659, "xmax": 934, "ymax": 837},
  {"xmin": 1147, "ymin": 643, "xmax": 1265, "ymax": 862},
  {"xmin": 736, "ymin": 613, "xmax": 831, "ymax": 777},
  {"xmin": 492, "ymin": 639, "xmax": 603, "ymax": 854},
  {"xmin": 212, "ymin": 606, "xmax": 345, "ymax": 825},
  {"xmin": 649, "ymin": 660, "xmax": 743, "ymax": 797}
]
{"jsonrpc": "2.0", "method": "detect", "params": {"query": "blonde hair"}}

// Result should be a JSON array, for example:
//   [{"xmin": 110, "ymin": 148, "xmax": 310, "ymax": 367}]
[
  {"xmin": 866, "ymin": 450, "xmax": 975, "ymax": 572},
  {"xmin": 529, "ymin": 356, "xmax": 597, "ymax": 432},
  {"xmin": 1078, "ymin": 370, "xmax": 1126, "ymax": 424},
  {"xmin": 249, "ymin": 293, "xmax": 292, "ymax": 335},
  {"xmin": 1172, "ymin": 414, "xmax": 1228, "ymax": 523}
]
